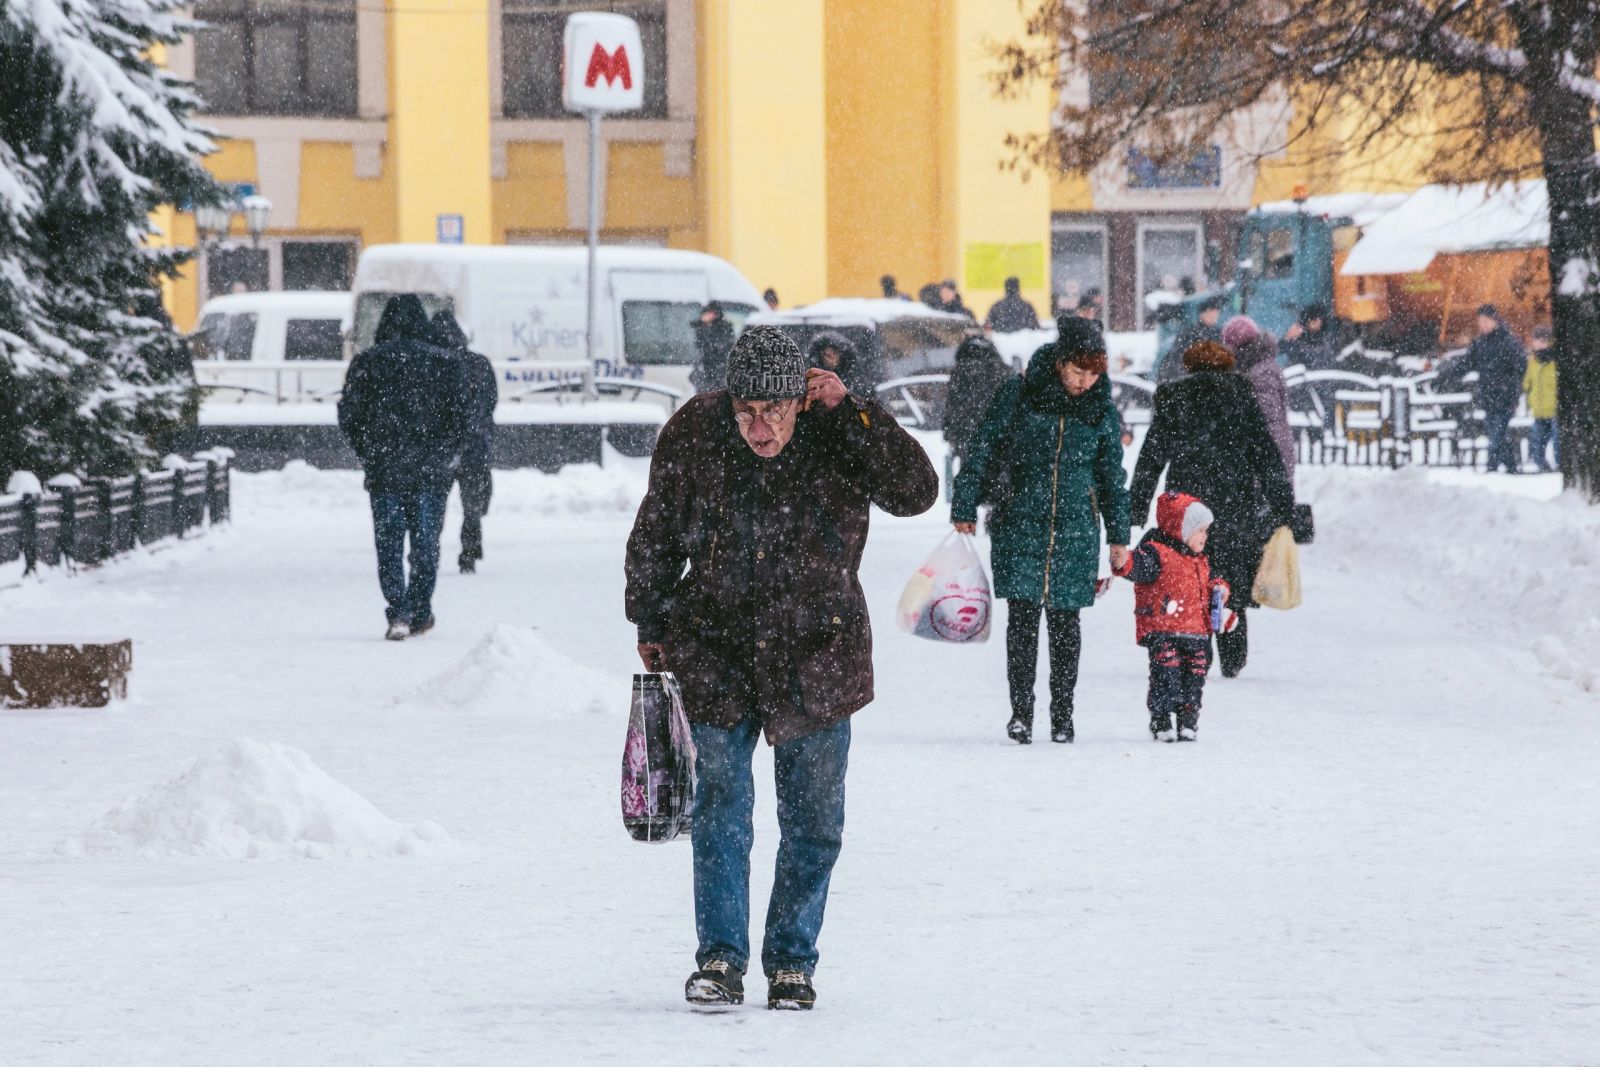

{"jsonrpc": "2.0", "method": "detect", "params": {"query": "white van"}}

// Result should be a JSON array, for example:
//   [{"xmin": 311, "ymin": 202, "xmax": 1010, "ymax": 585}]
[
  {"xmin": 349, "ymin": 244, "xmax": 763, "ymax": 403},
  {"xmin": 193, "ymin": 291, "xmax": 351, "ymax": 363}
]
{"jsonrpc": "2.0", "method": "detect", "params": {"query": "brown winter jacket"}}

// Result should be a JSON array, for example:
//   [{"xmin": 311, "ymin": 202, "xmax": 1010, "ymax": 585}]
[{"xmin": 625, "ymin": 391, "xmax": 939, "ymax": 744}]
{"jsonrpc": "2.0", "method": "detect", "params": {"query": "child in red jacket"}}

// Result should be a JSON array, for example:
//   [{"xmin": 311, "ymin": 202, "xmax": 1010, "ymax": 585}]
[{"xmin": 1113, "ymin": 490, "xmax": 1236, "ymax": 742}]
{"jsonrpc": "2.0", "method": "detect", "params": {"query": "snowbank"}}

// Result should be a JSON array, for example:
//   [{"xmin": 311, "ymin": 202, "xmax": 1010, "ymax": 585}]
[
  {"xmin": 1307, "ymin": 468, "xmax": 1599, "ymax": 694},
  {"xmin": 1341, "ymin": 180, "xmax": 1547, "ymax": 275},
  {"xmin": 62, "ymin": 739, "xmax": 453, "ymax": 859},
  {"xmin": 397, "ymin": 623, "xmax": 619, "ymax": 715}
]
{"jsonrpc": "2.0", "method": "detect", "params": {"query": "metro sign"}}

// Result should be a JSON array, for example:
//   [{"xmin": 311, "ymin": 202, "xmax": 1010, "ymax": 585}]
[{"xmin": 563, "ymin": 13, "xmax": 644, "ymax": 113}]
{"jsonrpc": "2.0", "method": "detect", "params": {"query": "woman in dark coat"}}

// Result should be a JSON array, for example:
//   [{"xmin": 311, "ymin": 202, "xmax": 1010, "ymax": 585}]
[
  {"xmin": 942, "ymin": 333, "xmax": 1015, "ymax": 464},
  {"xmin": 1129, "ymin": 340, "xmax": 1295, "ymax": 678},
  {"xmin": 951, "ymin": 318, "xmax": 1130, "ymax": 745}
]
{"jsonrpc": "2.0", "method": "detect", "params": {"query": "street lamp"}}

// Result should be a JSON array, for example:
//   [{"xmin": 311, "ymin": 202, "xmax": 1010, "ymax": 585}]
[
  {"xmin": 194, "ymin": 201, "xmax": 232, "ymax": 243},
  {"xmin": 192, "ymin": 194, "xmax": 273, "ymax": 248},
  {"xmin": 241, "ymin": 195, "xmax": 273, "ymax": 247}
]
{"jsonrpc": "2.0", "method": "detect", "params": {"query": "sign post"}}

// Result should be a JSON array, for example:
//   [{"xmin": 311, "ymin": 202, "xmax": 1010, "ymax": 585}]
[{"xmin": 564, "ymin": 13, "xmax": 644, "ymax": 401}]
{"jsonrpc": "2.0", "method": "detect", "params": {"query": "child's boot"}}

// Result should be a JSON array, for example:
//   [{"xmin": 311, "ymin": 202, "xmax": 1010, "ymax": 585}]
[{"xmin": 1150, "ymin": 712, "xmax": 1175, "ymax": 743}]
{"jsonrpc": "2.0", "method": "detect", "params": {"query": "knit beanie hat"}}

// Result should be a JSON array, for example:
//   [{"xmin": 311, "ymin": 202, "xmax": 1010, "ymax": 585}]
[
  {"xmin": 726, "ymin": 326, "xmax": 806, "ymax": 400},
  {"xmin": 1183, "ymin": 339, "xmax": 1236, "ymax": 372},
  {"xmin": 1054, "ymin": 315, "xmax": 1108, "ymax": 374},
  {"xmin": 1181, "ymin": 499, "xmax": 1215, "ymax": 543},
  {"xmin": 1220, "ymin": 315, "xmax": 1262, "ymax": 350}
]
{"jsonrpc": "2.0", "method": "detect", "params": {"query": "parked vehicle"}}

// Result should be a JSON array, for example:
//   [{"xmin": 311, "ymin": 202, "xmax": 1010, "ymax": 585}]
[
  {"xmin": 1154, "ymin": 182, "xmax": 1552, "ymax": 374},
  {"xmin": 193, "ymin": 291, "xmax": 351, "ymax": 363},
  {"xmin": 349, "ymin": 244, "xmax": 764, "ymax": 407}
]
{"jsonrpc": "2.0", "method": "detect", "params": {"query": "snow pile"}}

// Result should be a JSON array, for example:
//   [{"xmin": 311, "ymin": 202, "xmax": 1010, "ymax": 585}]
[
  {"xmin": 397, "ymin": 624, "xmax": 618, "ymax": 715},
  {"xmin": 1307, "ymin": 468, "xmax": 1600, "ymax": 693},
  {"xmin": 61, "ymin": 739, "xmax": 453, "ymax": 860}
]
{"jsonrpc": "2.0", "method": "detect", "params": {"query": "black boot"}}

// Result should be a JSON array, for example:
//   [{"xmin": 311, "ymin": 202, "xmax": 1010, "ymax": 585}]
[
  {"xmin": 1217, "ymin": 613, "xmax": 1248, "ymax": 677},
  {"xmin": 1150, "ymin": 713, "xmax": 1175, "ymax": 742},
  {"xmin": 1050, "ymin": 711, "xmax": 1074, "ymax": 744},
  {"xmin": 686, "ymin": 959, "xmax": 744, "ymax": 1008},
  {"xmin": 1006, "ymin": 714, "xmax": 1032, "ymax": 744}
]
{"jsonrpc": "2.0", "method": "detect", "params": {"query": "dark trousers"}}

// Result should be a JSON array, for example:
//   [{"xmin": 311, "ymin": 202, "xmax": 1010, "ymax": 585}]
[
  {"xmin": 1147, "ymin": 635, "xmax": 1210, "ymax": 730},
  {"xmin": 1528, "ymin": 417, "xmax": 1558, "ymax": 471},
  {"xmin": 1483, "ymin": 405, "xmax": 1518, "ymax": 472},
  {"xmin": 369, "ymin": 489, "xmax": 447, "ymax": 625},
  {"xmin": 1005, "ymin": 599, "xmax": 1080, "ymax": 728},
  {"xmin": 457, "ymin": 462, "xmax": 493, "ymax": 565}
]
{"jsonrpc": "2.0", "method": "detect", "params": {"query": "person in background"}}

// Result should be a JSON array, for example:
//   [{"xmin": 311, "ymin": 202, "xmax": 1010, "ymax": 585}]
[
  {"xmin": 1113, "ymin": 490, "xmax": 1236, "ymax": 742},
  {"xmin": 626, "ymin": 327, "xmax": 937, "ymax": 1012},
  {"xmin": 1524, "ymin": 325, "xmax": 1559, "ymax": 472},
  {"xmin": 951, "ymin": 317, "xmax": 1130, "ymax": 745},
  {"xmin": 918, "ymin": 282, "xmax": 942, "ymax": 310},
  {"xmin": 1130, "ymin": 339, "xmax": 1294, "ymax": 678},
  {"xmin": 984, "ymin": 276, "xmax": 1041, "ymax": 333},
  {"xmin": 1076, "ymin": 287, "xmax": 1103, "ymax": 323},
  {"xmin": 430, "ymin": 311, "xmax": 497, "ymax": 574},
  {"xmin": 690, "ymin": 301, "xmax": 735, "ymax": 394},
  {"xmin": 337, "ymin": 294, "xmax": 469, "ymax": 641},
  {"xmin": 806, "ymin": 331, "xmax": 861, "ymax": 395},
  {"xmin": 881, "ymin": 275, "xmax": 911, "ymax": 301},
  {"xmin": 1157, "ymin": 295, "xmax": 1225, "ymax": 384},
  {"xmin": 763, "ymin": 289, "xmax": 780, "ymax": 312},
  {"xmin": 936, "ymin": 279, "xmax": 975, "ymax": 320},
  {"xmin": 1460, "ymin": 304, "xmax": 1526, "ymax": 474},
  {"xmin": 943, "ymin": 331, "xmax": 1015, "ymax": 469},
  {"xmin": 1222, "ymin": 316, "xmax": 1296, "ymax": 483},
  {"xmin": 1280, "ymin": 305, "xmax": 1335, "ymax": 371}
]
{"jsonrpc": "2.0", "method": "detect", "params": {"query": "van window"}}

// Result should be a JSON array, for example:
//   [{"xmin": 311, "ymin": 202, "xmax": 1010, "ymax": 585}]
[
  {"xmin": 285, "ymin": 318, "xmax": 345, "ymax": 361},
  {"xmin": 223, "ymin": 313, "xmax": 257, "ymax": 361},
  {"xmin": 621, "ymin": 301, "xmax": 703, "ymax": 365},
  {"xmin": 194, "ymin": 313, "xmax": 227, "ymax": 360},
  {"xmin": 1265, "ymin": 227, "xmax": 1296, "ymax": 279},
  {"xmin": 351, "ymin": 292, "xmax": 454, "ymax": 352}
]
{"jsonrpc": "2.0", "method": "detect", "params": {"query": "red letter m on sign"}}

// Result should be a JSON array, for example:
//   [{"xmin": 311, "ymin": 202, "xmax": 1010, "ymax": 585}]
[{"xmin": 584, "ymin": 43, "xmax": 632, "ymax": 90}]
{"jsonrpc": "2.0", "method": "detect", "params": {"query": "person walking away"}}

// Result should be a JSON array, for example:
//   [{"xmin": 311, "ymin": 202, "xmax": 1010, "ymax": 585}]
[
  {"xmin": 430, "ymin": 311, "xmax": 497, "ymax": 574},
  {"xmin": 943, "ymin": 333, "xmax": 1015, "ymax": 468},
  {"xmin": 625, "ymin": 326, "xmax": 938, "ymax": 1011},
  {"xmin": 880, "ymin": 274, "xmax": 910, "ymax": 301},
  {"xmin": 984, "ymin": 276, "xmax": 1041, "ymax": 333},
  {"xmin": 806, "ymin": 331, "xmax": 861, "ymax": 395},
  {"xmin": 1130, "ymin": 340, "xmax": 1294, "ymax": 677},
  {"xmin": 950, "ymin": 317, "xmax": 1131, "ymax": 745},
  {"xmin": 338, "ymin": 294, "xmax": 469, "ymax": 640},
  {"xmin": 690, "ymin": 302, "xmax": 735, "ymax": 394},
  {"xmin": 1222, "ymin": 316, "xmax": 1296, "ymax": 483},
  {"xmin": 1460, "ymin": 305, "xmax": 1527, "ymax": 473},
  {"xmin": 1113, "ymin": 491, "xmax": 1235, "ymax": 742},
  {"xmin": 1523, "ymin": 325, "xmax": 1559, "ymax": 472}
]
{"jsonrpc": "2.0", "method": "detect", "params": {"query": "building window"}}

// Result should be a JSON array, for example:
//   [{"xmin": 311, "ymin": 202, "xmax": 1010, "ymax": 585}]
[
  {"xmin": 502, "ymin": 1, "xmax": 668, "ymax": 118},
  {"xmin": 1051, "ymin": 223, "xmax": 1108, "ymax": 317},
  {"xmin": 194, "ymin": 1, "xmax": 358, "ymax": 116},
  {"xmin": 1136, "ymin": 222, "xmax": 1202, "ymax": 329}
]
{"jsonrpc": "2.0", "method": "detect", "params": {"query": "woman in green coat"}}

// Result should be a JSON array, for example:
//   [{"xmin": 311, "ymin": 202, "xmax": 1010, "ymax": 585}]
[{"xmin": 952, "ymin": 318, "xmax": 1131, "ymax": 744}]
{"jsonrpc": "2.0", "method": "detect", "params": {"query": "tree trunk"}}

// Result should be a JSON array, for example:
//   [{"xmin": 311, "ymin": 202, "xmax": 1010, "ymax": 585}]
[{"xmin": 1522, "ymin": 15, "xmax": 1600, "ymax": 501}]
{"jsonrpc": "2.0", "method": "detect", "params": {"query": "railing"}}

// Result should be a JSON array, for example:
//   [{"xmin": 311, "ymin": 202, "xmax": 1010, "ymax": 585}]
[
  {"xmin": 0, "ymin": 451, "xmax": 232, "ymax": 577},
  {"xmin": 195, "ymin": 359, "xmax": 629, "ymax": 407}
]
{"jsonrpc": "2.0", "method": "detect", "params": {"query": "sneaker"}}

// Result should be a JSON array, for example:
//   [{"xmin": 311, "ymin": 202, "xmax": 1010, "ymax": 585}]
[
  {"xmin": 1177, "ymin": 726, "xmax": 1198, "ymax": 742},
  {"xmin": 384, "ymin": 621, "xmax": 410, "ymax": 641},
  {"xmin": 685, "ymin": 959, "xmax": 744, "ymax": 1008},
  {"xmin": 409, "ymin": 616, "xmax": 436, "ymax": 637},
  {"xmin": 1150, "ymin": 715, "xmax": 1175, "ymax": 743},
  {"xmin": 1006, "ymin": 715, "xmax": 1032, "ymax": 745},
  {"xmin": 767, "ymin": 969, "xmax": 816, "ymax": 1011},
  {"xmin": 1050, "ymin": 720, "xmax": 1074, "ymax": 744}
]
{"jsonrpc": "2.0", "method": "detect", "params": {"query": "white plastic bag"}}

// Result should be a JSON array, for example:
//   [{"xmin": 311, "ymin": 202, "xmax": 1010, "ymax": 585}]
[{"xmin": 896, "ymin": 532, "xmax": 993, "ymax": 643}]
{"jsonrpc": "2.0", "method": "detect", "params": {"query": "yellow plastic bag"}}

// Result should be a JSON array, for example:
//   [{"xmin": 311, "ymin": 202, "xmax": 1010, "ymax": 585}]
[{"xmin": 1252, "ymin": 526, "xmax": 1302, "ymax": 610}]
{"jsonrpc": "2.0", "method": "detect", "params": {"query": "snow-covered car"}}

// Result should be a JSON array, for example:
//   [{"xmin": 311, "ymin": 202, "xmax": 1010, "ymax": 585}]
[{"xmin": 191, "ymin": 291, "xmax": 353, "ymax": 405}]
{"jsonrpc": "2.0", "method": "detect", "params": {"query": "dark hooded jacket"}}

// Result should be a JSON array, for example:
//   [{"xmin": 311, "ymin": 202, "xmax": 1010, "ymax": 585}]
[
  {"xmin": 1461, "ymin": 318, "xmax": 1527, "ymax": 412},
  {"xmin": 1280, "ymin": 308, "xmax": 1336, "ymax": 371},
  {"xmin": 806, "ymin": 331, "xmax": 862, "ymax": 394},
  {"xmin": 951, "ymin": 344, "xmax": 1131, "ymax": 611},
  {"xmin": 429, "ymin": 311, "xmax": 497, "ymax": 469},
  {"xmin": 984, "ymin": 292, "xmax": 1041, "ymax": 333},
  {"xmin": 943, "ymin": 335, "xmax": 1015, "ymax": 459},
  {"xmin": 690, "ymin": 305, "xmax": 736, "ymax": 394},
  {"xmin": 1130, "ymin": 367, "xmax": 1295, "ymax": 611},
  {"xmin": 625, "ymin": 392, "xmax": 938, "ymax": 745},
  {"xmin": 337, "ymin": 294, "xmax": 469, "ymax": 494}
]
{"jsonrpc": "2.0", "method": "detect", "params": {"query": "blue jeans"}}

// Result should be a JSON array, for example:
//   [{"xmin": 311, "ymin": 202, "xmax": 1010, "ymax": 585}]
[
  {"xmin": 690, "ymin": 715, "xmax": 850, "ymax": 978},
  {"xmin": 1482, "ymin": 407, "xmax": 1517, "ymax": 472},
  {"xmin": 369, "ymin": 489, "xmax": 447, "ymax": 625},
  {"xmin": 1528, "ymin": 418, "xmax": 1559, "ymax": 471}
]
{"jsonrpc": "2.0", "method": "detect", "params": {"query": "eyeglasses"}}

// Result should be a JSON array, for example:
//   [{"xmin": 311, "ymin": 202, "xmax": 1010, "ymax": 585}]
[{"xmin": 732, "ymin": 400, "xmax": 797, "ymax": 428}]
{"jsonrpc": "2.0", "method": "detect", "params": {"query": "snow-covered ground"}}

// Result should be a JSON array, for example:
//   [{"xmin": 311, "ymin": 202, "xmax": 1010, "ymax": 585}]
[{"xmin": 2, "ymin": 445, "xmax": 1596, "ymax": 1065}]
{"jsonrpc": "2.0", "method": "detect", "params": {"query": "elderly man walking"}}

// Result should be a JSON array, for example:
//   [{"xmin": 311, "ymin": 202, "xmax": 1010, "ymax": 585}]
[{"xmin": 625, "ymin": 326, "xmax": 938, "ymax": 1012}]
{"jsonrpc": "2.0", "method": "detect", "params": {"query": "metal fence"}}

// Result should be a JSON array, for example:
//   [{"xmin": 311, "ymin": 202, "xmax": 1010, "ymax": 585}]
[{"xmin": 0, "ymin": 452, "xmax": 232, "ymax": 576}]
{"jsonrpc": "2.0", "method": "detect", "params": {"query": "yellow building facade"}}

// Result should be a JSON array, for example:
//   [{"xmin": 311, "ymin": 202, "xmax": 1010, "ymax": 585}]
[{"xmin": 164, "ymin": 1, "xmax": 1423, "ymax": 334}]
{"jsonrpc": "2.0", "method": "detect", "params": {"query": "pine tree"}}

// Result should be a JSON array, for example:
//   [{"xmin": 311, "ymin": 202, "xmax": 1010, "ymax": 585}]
[{"xmin": 0, "ymin": 0, "xmax": 221, "ymax": 482}]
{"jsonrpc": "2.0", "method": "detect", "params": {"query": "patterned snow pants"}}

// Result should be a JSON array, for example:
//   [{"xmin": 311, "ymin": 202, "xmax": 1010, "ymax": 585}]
[{"xmin": 1146, "ymin": 634, "xmax": 1210, "ymax": 731}]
